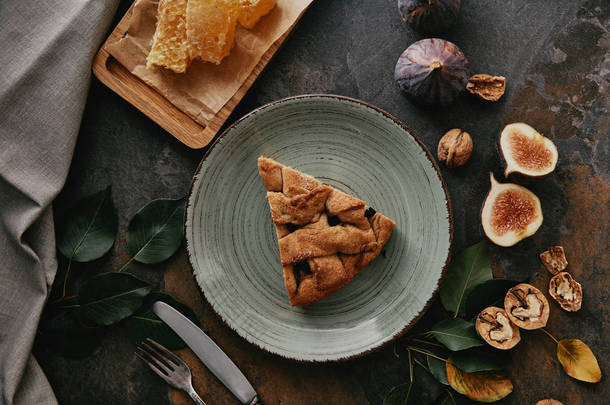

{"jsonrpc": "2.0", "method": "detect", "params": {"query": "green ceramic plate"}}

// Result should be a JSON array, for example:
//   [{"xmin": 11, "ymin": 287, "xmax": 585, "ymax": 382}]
[{"xmin": 186, "ymin": 95, "xmax": 452, "ymax": 361}]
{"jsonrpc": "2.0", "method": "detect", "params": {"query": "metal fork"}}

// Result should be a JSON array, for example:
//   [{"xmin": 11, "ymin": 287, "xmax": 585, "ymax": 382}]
[{"xmin": 136, "ymin": 338, "xmax": 206, "ymax": 405}]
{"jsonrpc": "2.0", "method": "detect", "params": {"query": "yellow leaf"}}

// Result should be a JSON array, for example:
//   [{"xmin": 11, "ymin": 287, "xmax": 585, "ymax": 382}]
[
  {"xmin": 446, "ymin": 359, "xmax": 513, "ymax": 402},
  {"xmin": 557, "ymin": 339, "xmax": 602, "ymax": 383}
]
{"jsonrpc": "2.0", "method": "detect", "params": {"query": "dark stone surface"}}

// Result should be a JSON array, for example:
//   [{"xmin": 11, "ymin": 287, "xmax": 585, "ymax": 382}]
[{"xmin": 36, "ymin": 0, "xmax": 608, "ymax": 404}]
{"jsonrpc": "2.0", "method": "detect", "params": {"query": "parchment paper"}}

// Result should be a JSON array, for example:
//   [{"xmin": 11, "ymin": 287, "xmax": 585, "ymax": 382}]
[{"xmin": 106, "ymin": 0, "xmax": 313, "ymax": 125}]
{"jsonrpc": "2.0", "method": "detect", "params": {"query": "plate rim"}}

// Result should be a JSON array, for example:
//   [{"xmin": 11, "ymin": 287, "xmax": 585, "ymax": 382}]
[{"xmin": 185, "ymin": 94, "xmax": 454, "ymax": 362}]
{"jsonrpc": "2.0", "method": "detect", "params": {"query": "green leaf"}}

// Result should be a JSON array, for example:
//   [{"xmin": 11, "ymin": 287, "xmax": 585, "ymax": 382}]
[
  {"xmin": 430, "ymin": 319, "xmax": 484, "ymax": 351},
  {"xmin": 384, "ymin": 382, "xmax": 430, "ymax": 405},
  {"xmin": 38, "ymin": 310, "xmax": 103, "ymax": 359},
  {"xmin": 463, "ymin": 279, "xmax": 518, "ymax": 319},
  {"xmin": 56, "ymin": 187, "xmax": 118, "ymax": 262},
  {"xmin": 126, "ymin": 198, "xmax": 185, "ymax": 264},
  {"xmin": 125, "ymin": 292, "xmax": 202, "ymax": 350},
  {"xmin": 428, "ymin": 355, "xmax": 449, "ymax": 385},
  {"xmin": 79, "ymin": 272, "xmax": 153, "ymax": 325},
  {"xmin": 449, "ymin": 350, "xmax": 506, "ymax": 373},
  {"xmin": 440, "ymin": 241, "xmax": 492, "ymax": 316}
]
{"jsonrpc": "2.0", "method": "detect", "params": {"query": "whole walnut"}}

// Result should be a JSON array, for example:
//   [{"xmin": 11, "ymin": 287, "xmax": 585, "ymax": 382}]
[{"xmin": 437, "ymin": 128, "xmax": 473, "ymax": 168}]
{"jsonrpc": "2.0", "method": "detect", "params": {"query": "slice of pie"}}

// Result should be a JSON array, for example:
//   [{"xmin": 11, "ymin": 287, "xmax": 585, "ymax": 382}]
[{"xmin": 258, "ymin": 157, "xmax": 395, "ymax": 306}]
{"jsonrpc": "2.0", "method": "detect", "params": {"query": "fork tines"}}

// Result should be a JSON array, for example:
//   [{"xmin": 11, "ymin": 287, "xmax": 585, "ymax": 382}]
[
  {"xmin": 136, "ymin": 338, "xmax": 180, "ymax": 378},
  {"xmin": 136, "ymin": 338, "xmax": 205, "ymax": 404}
]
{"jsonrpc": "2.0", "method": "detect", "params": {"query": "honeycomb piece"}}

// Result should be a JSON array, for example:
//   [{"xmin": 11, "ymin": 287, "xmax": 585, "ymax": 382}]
[
  {"xmin": 146, "ymin": 0, "xmax": 190, "ymax": 73},
  {"xmin": 186, "ymin": 0, "xmax": 240, "ymax": 65},
  {"xmin": 238, "ymin": 0, "xmax": 277, "ymax": 29}
]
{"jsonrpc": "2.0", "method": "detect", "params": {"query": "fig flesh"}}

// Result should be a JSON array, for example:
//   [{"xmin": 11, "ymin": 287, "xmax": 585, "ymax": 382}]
[
  {"xmin": 500, "ymin": 123, "xmax": 558, "ymax": 177},
  {"xmin": 394, "ymin": 38, "xmax": 469, "ymax": 106},
  {"xmin": 481, "ymin": 173, "xmax": 543, "ymax": 247},
  {"xmin": 398, "ymin": 0, "xmax": 460, "ymax": 34},
  {"xmin": 504, "ymin": 283, "xmax": 549, "ymax": 330},
  {"xmin": 475, "ymin": 306, "xmax": 520, "ymax": 350}
]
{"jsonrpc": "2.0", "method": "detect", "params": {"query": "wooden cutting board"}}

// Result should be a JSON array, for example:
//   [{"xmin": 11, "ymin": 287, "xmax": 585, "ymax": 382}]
[{"xmin": 92, "ymin": 3, "xmax": 300, "ymax": 149}]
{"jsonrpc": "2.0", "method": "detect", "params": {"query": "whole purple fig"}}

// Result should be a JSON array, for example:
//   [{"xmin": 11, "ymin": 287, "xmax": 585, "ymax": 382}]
[
  {"xmin": 398, "ymin": 0, "xmax": 460, "ymax": 33},
  {"xmin": 394, "ymin": 38, "xmax": 469, "ymax": 106}
]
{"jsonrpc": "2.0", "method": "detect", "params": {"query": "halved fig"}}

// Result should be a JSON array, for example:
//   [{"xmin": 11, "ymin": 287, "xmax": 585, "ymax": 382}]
[
  {"xmin": 481, "ymin": 173, "xmax": 543, "ymax": 247},
  {"xmin": 475, "ymin": 306, "xmax": 520, "ymax": 350},
  {"xmin": 540, "ymin": 246, "xmax": 568, "ymax": 275},
  {"xmin": 504, "ymin": 283, "xmax": 549, "ymax": 330},
  {"xmin": 549, "ymin": 272, "xmax": 582, "ymax": 312},
  {"xmin": 536, "ymin": 400, "xmax": 564, "ymax": 405},
  {"xmin": 500, "ymin": 123, "xmax": 558, "ymax": 177}
]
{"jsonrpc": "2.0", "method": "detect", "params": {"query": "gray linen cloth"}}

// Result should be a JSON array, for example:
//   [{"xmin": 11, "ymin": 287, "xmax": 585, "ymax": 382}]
[{"xmin": 0, "ymin": 1, "xmax": 119, "ymax": 403}]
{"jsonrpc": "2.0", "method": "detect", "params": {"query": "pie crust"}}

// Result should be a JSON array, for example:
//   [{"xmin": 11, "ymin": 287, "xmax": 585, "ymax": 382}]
[{"xmin": 258, "ymin": 157, "xmax": 395, "ymax": 306}]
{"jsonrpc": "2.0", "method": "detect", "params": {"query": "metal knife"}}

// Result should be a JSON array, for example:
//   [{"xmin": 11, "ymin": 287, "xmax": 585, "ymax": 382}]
[{"xmin": 152, "ymin": 301, "xmax": 260, "ymax": 405}]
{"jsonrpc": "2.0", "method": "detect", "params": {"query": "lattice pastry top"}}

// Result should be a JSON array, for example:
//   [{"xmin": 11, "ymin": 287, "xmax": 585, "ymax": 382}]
[{"xmin": 258, "ymin": 157, "xmax": 395, "ymax": 306}]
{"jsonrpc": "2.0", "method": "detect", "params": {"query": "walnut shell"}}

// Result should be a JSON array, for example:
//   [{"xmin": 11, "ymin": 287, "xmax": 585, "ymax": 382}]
[
  {"xmin": 535, "ymin": 400, "xmax": 564, "ymax": 405},
  {"xmin": 466, "ymin": 74, "xmax": 506, "ymax": 101},
  {"xmin": 504, "ymin": 283, "xmax": 549, "ymax": 330},
  {"xmin": 549, "ymin": 272, "xmax": 582, "ymax": 312},
  {"xmin": 540, "ymin": 246, "xmax": 568, "ymax": 275},
  {"xmin": 437, "ymin": 128, "xmax": 473, "ymax": 168},
  {"xmin": 475, "ymin": 306, "xmax": 520, "ymax": 350}
]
